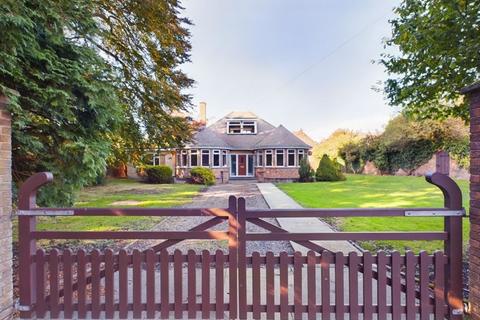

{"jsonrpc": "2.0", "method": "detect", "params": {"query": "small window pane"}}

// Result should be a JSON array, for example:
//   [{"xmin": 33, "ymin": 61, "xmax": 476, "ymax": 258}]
[
  {"xmin": 276, "ymin": 150, "xmax": 284, "ymax": 167},
  {"xmin": 288, "ymin": 149, "xmax": 295, "ymax": 166},
  {"xmin": 190, "ymin": 150, "xmax": 198, "ymax": 167}
]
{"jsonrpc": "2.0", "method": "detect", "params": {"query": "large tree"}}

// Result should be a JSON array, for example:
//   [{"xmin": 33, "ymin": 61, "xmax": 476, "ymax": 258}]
[
  {"xmin": 381, "ymin": 0, "xmax": 480, "ymax": 121},
  {"xmin": 0, "ymin": 0, "xmax": 194, "ymax": 205}
]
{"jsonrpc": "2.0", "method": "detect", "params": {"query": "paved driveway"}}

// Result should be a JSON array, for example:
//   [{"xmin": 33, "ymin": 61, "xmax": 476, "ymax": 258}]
[{"xmin": 127, "ymin": 182, "xmax": 293, "ymax": 254}]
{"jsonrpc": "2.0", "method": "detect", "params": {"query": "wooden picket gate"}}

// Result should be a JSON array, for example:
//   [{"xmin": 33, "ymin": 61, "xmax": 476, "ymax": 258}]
[{"xmin": 17, "ymin": 172, "xmax": 465, "ymax": 319}]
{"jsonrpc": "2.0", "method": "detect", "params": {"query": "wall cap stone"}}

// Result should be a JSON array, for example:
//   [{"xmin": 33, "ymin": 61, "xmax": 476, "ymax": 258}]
[{"xmin": 461, "ymin": 81, "xmax": 480, "ymax": 94}]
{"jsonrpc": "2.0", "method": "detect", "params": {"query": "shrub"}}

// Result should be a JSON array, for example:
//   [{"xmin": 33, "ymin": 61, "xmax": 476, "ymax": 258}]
[
  {"xmin": 190, "ymin": 167, "xmax": 216, "ymax": 186},
  {"xmin": 315, "ymin": 154, "xmax": 346, "ymax": 181},
  {"xmin": 144, "ymin": 165, "xmax": 173, "ymax": 184},
  {"xmin": 298, "ymin": 157, "xmax": 314, "ymax": 182}
]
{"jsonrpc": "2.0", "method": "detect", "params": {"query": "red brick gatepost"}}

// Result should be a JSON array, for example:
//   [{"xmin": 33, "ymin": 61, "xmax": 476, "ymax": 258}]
[
  {"xmin": 462, "ymin": 82, "xmax": 480, "ymax": 318},
  {"xmin": 0, "ymin": 94, "xmax": 13, "ymax": 319}
]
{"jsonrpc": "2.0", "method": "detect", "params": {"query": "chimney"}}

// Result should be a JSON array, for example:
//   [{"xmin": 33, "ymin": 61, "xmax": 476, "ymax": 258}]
[{"xmin": 199, "ymin": 102, "xmax": 207, "ymax": 125}]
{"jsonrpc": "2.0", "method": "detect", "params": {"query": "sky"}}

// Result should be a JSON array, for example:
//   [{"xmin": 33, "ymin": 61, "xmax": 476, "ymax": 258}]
[{"xmin": 181, "ymin": 0, "xmax": 401, "ymax": 141}]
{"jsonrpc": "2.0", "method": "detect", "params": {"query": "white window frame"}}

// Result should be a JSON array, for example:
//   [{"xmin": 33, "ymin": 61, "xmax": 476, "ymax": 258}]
[
  {"xmin": 265, "ymin": 149, "xmax": 273, "ymax": 167},
  {"xmin": 212, "ymin": 150, "xmax": 221, "ymax": 167},
  {"xmin": 222, "ymin": 150, "xmax": 228, "ymax": 167},
  {"xmin": 190, "ymin": 149, "xmax": 198, "ymax": 167},
  {"xmin": 256, "ymin": 150, "xmax": 264, "ymax": 167},
  {"xmin": 227, "ymin": 120, "xmax": 257, "ymax": 135},
  {"xmin": 275, "ymin": 149, "xmax": 285, "ymax": 167},
  {"xmin": 287, "ymin": 149, "xmax": 296, "ymax": 167},
  {"xmin": 201, "ymin": 149, "xmax": 210, "ymax": 167},
  {"xmin": 180, "ymin": 150, "xmax": 188, "ymax": 167},
  {"xmin": 298, "ymin": 149, "xmax": 305, "ymax": 164}
]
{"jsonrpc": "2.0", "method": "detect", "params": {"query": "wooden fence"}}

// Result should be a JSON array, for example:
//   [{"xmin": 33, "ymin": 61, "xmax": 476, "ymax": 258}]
[{"xmin": 17, "ymin": 172, "xmax": 465, "ymax": 319}]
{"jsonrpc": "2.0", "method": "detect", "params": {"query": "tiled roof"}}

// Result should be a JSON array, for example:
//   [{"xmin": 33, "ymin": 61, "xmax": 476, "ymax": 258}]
[{"xmin": 185, "ymin": 112, "xmax": 311, "ymax": 150}]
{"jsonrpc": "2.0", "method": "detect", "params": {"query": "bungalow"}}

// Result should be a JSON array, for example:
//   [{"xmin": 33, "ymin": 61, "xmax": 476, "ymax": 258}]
[{"xmin": 172, "ymin": 103, "xmax": 311, "ymax": 183}]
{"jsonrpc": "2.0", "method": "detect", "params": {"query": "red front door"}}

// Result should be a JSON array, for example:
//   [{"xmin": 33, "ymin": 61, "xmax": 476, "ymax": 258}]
[{"xmin": 238, "ymin": 155, "xmax": 247, "ymax": 176}]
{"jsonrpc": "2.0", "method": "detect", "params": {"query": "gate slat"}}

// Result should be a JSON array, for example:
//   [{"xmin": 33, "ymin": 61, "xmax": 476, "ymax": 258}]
[
  {"xmin": 434, "ymin": 251, "xmax": 445, "ymax": 319},
  {"xmin": 77, "ymin": 249, "xmax": 87, "ymax": 318},
  {"xmin": 293, "ymin": 251, "xmax": 303, "ymax": 320},
  {"xmin": 307, "ymin": 251, "xmax": 316, "ymax": 320},
  {"xmin": 174, "ymin": 250, "xmax": 183, "ymax": 319},
  {"xmin": 348, "ymin": 252, "xmax": 359, "ymax": 320},
  {"xmin": 35, "ymin": 249, "xmax": 46, "ymax": 318},
  {"xmin": 160, "ymin": 250, "xmax": 170, "ymax": 319},
  {"xmin": 266, "ymin": 251, "xmax": 275, "ymax": 319},
  {"xmin": 146, "ymin": 249, "xmax": 156, "ymax": 319},
  {"xmin": 133, "ymin": 249, "xmax": 142, "ymax": 318},
  {"xmin": 215, "ymin": 250, "xmax": 225, "ymax": 319},
  {"xmin": 279, "ymin": 252, "xmax": 289, "ymax": 320},
  {"xmin": 363, "ymin": 251, "xmax": 373, "ymax": 320},
  {"xmin": 377, "ymin": 251, "xmax": 387, "ymax": 319},
  {"xmin": 334, "ymin": 252, "xmax": 344, "ymax": 320},
  {"xmin": 405, "ymin": 251, "xmax": 416, "ymax": 319},
  {"xmin": 321, "ymin": 251, "xmax": 331, "ymax": 320},
  {"xmin": 49, "ymin": 249, "xmax": 59, "ymax": 318},
  {"xmin": 252, "ymin": 252, "xmax": 261, "ymax": 319},
  {"xmin": 420, "ymin": 251, "xmax": 430, "ymax": 320},
  {"xmin": 105, "ymin": 249, "xmax": 114, "ymax": 319},
  {"xmin": 188, "ymin": 250, "xmax": 197, "ymax": 319},
  {"xmin": 63, "ymin": 249, "xmax": 73, "ymax": 319},
  {"xmin": 119, "ymin": 249, "xmax": 128, "ymax": 319},
  {"xmin": 91, "ymin": 249, "xmax": 101, "ymax": 319},
  {"xmin": 391, "ymin": 251, "xmax": 401, "ymax": 320},
  {"xmin": 201, "ymin": 250, "xmax": 210, "ymax": 319}
]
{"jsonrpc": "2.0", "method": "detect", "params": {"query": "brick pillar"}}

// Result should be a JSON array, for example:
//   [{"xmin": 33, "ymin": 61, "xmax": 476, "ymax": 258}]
[
  {"xmin": 462, "ymin": 82, "xmax": 480, "ymax": 318},
  {"xmin": 0, "ymin": 95, "xmax": 13, "ymax": 319}
]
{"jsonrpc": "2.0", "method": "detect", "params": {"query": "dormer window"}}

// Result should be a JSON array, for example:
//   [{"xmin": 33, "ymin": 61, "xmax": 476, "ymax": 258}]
[{"xmin": 227, "ymin": 120, "xmax": 257, "ymax": 134}]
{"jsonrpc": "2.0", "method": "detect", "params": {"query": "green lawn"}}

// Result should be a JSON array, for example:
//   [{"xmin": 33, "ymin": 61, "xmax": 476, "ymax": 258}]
[
  {"xmin": 277, "ymin": 174, "xmax": 469, "ymax": 253},
  {"xmin": 30, "ymin": 179, "xmax": 202, "ymax": 248}
]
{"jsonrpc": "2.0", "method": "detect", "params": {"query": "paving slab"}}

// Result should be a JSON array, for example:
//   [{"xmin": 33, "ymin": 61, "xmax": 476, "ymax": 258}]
[{"xmin": 256, "ymin": 183, "xmax": 361, "ymax": 255}]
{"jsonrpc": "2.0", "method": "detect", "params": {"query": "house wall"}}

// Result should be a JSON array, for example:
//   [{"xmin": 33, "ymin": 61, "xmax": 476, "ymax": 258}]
[
  {"xmin": 0, "ymin": 95, "xmax": 12, "ymax": 319},
  {"xmin": 256, "ymin": 167, "xmax": 299, "ymax": 182}
]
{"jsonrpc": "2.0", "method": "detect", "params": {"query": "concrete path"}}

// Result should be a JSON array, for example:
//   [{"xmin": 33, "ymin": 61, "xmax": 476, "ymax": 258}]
[{"xmin": 256, "ymin": 183, "xmax": 361, "ymax": 254}]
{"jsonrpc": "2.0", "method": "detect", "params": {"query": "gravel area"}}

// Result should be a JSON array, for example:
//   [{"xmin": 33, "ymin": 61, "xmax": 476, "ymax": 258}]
[{"xmin": 127, "ymin": 182, "xmax": 294, "ymax": 255}]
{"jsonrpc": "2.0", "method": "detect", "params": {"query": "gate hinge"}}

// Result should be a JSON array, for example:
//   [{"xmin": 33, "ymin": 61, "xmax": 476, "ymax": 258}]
[{"xmin": 405, "ymin": 209, "xmax": 465, "ymax": 217}]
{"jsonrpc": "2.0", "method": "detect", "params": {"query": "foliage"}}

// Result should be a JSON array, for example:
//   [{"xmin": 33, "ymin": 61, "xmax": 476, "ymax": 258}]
[
  {"xmin": 190, "ymin": 167, "xmax": 216, "ymax": 186},
  {"xmin": 0, "ymin": 0, "xmax": 195, "ymax": 205},
  {"xmin": 338, "ymin": 115, "xmax": 469, "ymax": 174},
  {"xmin": 0, "ymin": 0, "xmax": 121, "ymax": 205},
  {"xmin": 338, "ymin": 142, "xmax": 362, "ymax": 173},
  {"xmin": 278, "ymin": 174, "xmax": 469, "ymax": 253},
  {"xmin": 144, "ymin": 165, "xmax": 173, "ymax": 184},
  {"xmin": 298, "ymin": 157, "xmax": 314, "ymax": 182},
  {"xmin": 312, "ymin": 129, "xmax": 362, "ymax": 168},
  {"xmin": 381, "ymin": 0, "xmax": 480, "ymax": 121},
  {"xmin": 315, "ymin": 154, "xmax": 346, "ymax": 182}
]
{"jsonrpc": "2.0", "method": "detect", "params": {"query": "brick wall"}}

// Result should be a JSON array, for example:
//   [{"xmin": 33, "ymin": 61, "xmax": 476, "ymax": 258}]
[
  {"xmin": 256, "ymin": 167, "xmax": 299, "ymax": 182},
  {"xmin": 0, "ymin": 95, "xmax": 13, "ymax": 319},
  {"xmin": 463, "ymin": 82, "xmax": 480, "ymax": 318}
]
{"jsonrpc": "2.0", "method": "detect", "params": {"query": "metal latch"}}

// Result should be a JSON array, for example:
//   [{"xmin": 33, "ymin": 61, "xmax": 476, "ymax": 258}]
[
  {"xmin": 405, "ymin": 209, "xmax": 465, "ymax": 217},
  {"xmin": 18, "ymin": 209, "xmax": 74, "ymax": 216},
  {"xmin": 452, "ymin": 308, "xmax": 464, "ymax": 316}
]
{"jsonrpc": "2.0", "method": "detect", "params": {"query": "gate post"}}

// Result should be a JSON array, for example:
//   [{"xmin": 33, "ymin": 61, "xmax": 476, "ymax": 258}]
[
  {"xmin": 427, "ymin": 173, "xmax": 464, "ymax": 318},
  {"xmin": 227, "ymin": 196, "xmax": 238, "ymax": 319},
  {"xmin": 462, "ymin": 82, "xmax": 480, "ymax": 318},
  {"xmin": 0, "ymin": 95, "xmax": 13, "ymax": 320},
  {"xmin": 17, "ymin": 172, "xmax": 53, "ymax": 318}
]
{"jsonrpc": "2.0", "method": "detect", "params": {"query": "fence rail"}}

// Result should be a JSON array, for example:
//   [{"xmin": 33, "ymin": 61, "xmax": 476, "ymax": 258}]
[{"xmin": 17, "ymin": 172, "xmax": 465, "ymax": 319}]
